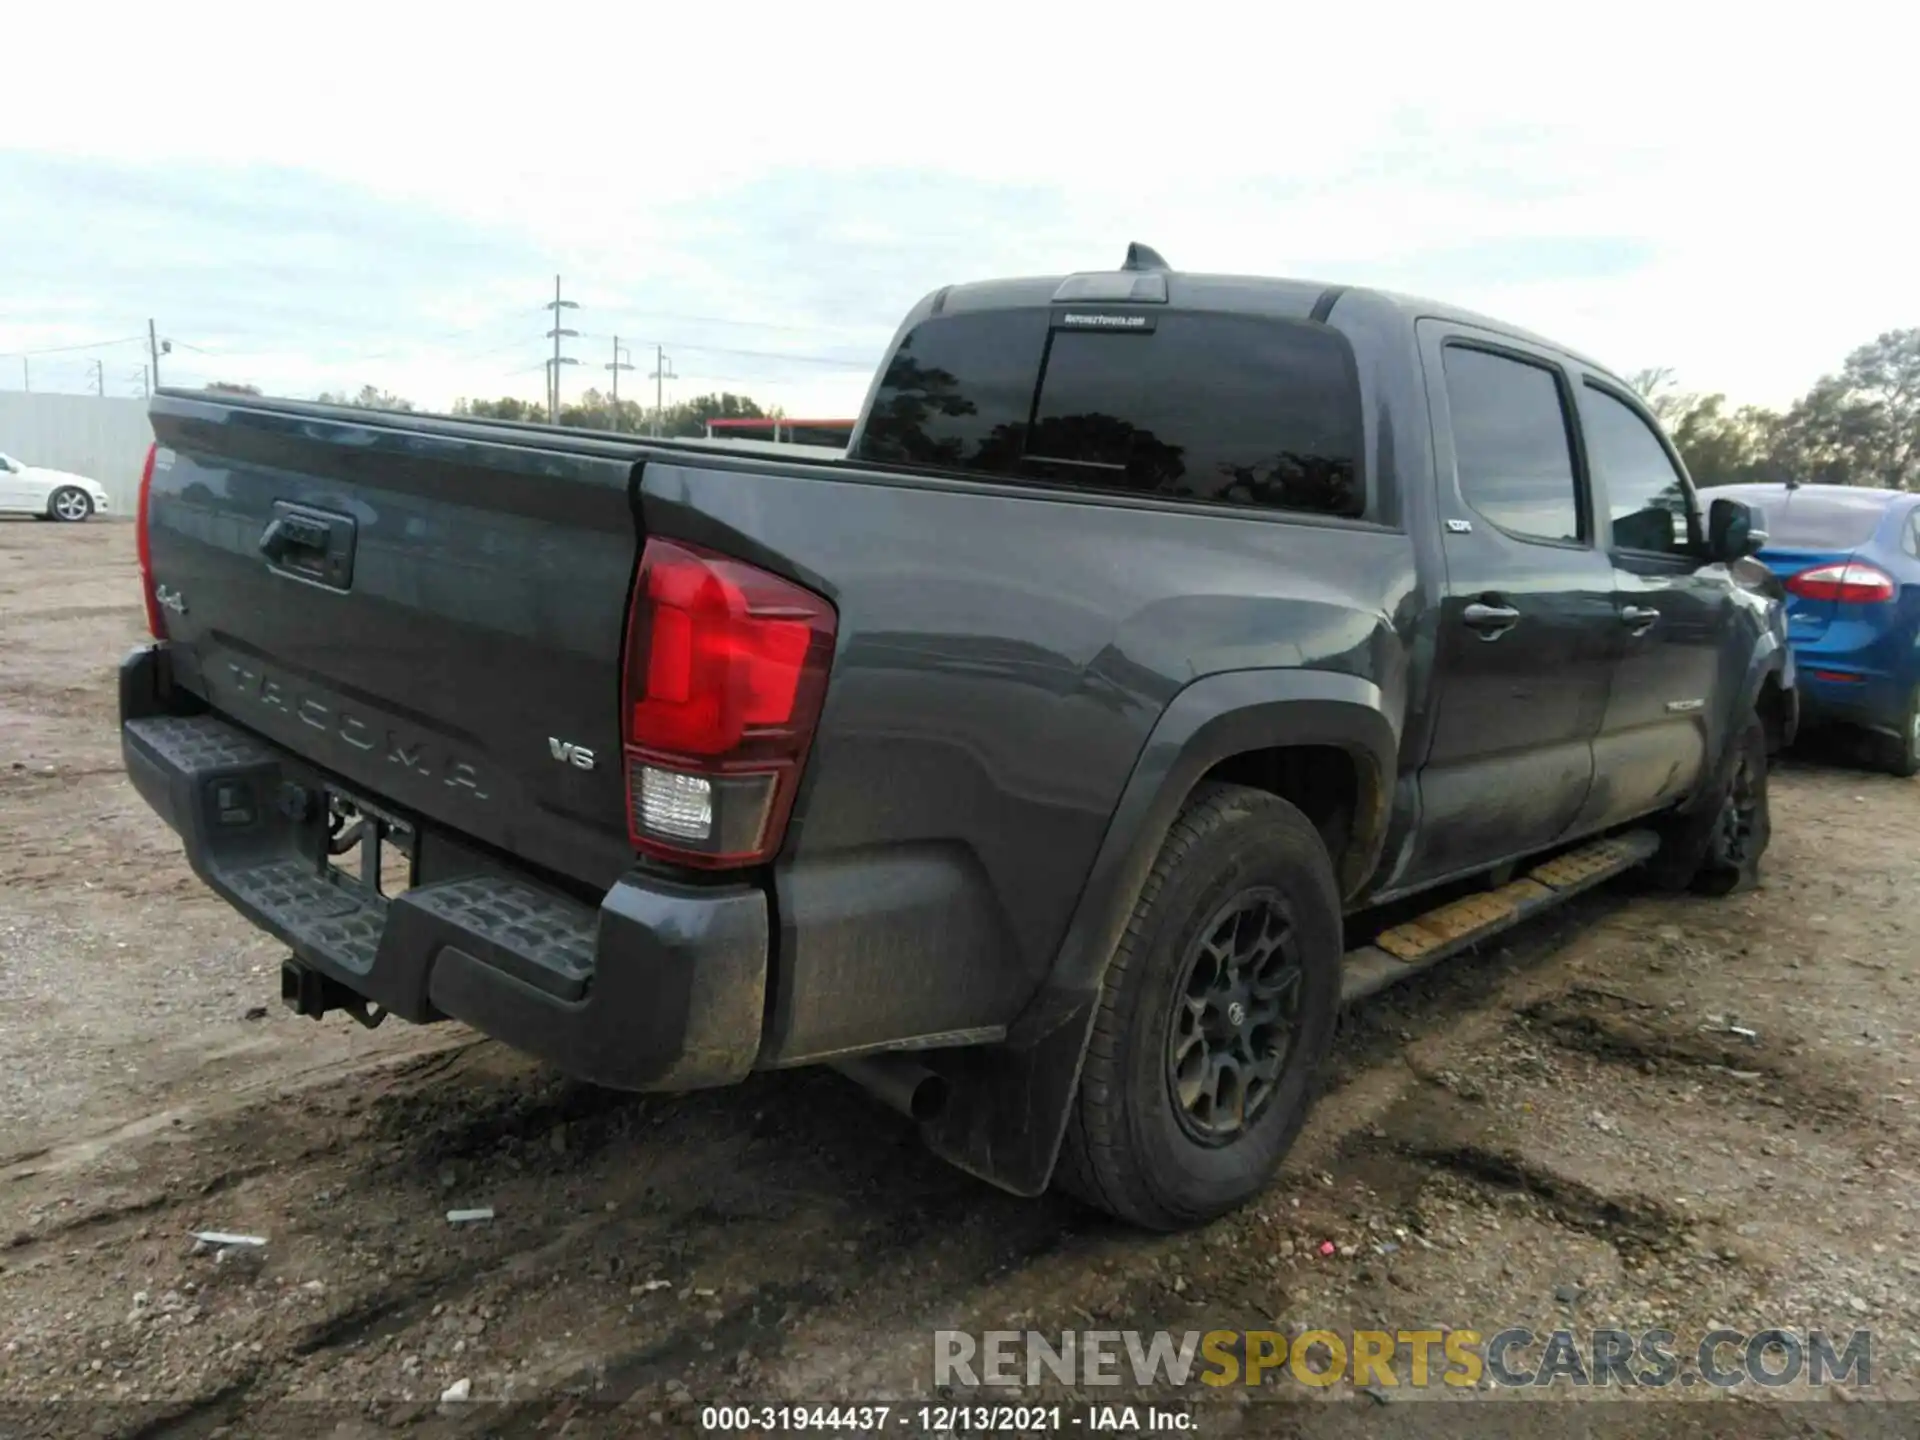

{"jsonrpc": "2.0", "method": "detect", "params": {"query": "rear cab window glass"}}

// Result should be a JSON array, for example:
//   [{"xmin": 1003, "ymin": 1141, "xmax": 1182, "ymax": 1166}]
[
  {"xmin": 1441, "ymin": 346, "xmax": 1583, "ymax": 544},
  {"xmin": 858, "ymin": 309, "xmax": 1365, "ymax": 519},
  {"xmin": 1761, "ymin": 492, "xmax": 1891, "ymax": 551}
]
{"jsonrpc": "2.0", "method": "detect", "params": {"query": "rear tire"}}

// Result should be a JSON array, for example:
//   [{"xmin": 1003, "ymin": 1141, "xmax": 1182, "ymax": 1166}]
[
  {"xmin": 1649, "ymin": 713, "xmax": 1770, "ymax": 896},
  {"xmin": 1054, "ymin": 783, "xmax": 1341, "ymax": 1231},
  {"xmin": 1869, "ymin": 685, "xmax": 1920, "ymax": 778},
  {"xmin": 49, "ymin": 486, "xmax": 93, "ymax": 523}
]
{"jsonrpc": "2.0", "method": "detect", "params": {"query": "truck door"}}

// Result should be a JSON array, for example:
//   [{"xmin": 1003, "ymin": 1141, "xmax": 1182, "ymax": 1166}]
[
  {"xmin": 1567, "ymin": 376, "xmax": 1737, "ymax": 830},
  {"xmin": 1402, "ymin": 322, "xmax": 1617, "ymax": 887}
]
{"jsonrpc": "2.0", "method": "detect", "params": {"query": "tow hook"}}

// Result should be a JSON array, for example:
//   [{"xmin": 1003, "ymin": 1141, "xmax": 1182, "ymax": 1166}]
[{"xmin": 280, "ymin": 958, "xmax": 387, "ymax": 1029}]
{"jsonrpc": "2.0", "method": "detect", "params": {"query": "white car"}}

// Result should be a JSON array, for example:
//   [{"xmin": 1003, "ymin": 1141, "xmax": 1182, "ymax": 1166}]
[{"xmin": 0, "ymin": 451, "xmax": 112, "ymax": 521}]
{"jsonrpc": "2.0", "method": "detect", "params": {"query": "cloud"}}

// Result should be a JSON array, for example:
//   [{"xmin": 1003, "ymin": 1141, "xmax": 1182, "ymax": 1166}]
[{"xmin": 3, "ymin": 0, "xmax": 1914, "ymax": 411}]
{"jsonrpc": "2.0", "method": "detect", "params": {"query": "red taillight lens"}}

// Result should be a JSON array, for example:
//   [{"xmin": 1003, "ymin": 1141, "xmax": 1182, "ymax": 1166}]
[
  {"xmin": 621, "ymin": 537, "xmax": 836, "ymax": 868},
  {"xmin": 1785, "ymin": 561, "xmax": 1896, "ymax": 605},
  {"xmin": 135, "ymin": 441, "xmax": 166, "ymax": 639}
]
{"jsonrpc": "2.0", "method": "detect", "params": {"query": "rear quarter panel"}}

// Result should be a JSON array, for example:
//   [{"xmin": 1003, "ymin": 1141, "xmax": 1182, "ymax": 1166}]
[{"xmin": 639, "ymin": 460, "xmax": 1419, "ymax": 1063}]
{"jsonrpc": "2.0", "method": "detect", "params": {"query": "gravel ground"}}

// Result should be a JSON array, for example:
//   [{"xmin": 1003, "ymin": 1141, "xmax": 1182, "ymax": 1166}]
[{"xmin": 1, "ymin": 519, "xmax": 1915, "ymax": 1438}]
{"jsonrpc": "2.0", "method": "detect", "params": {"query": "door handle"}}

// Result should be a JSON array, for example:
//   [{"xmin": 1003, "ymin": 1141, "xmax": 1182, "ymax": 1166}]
[
  {"xmin": 1621, "ymin": 605, "xmax": 1660, "ymax": 635},
  {"xmin": 1462, "ymin": 601, "xmax": 1521, "ymax": 639}
]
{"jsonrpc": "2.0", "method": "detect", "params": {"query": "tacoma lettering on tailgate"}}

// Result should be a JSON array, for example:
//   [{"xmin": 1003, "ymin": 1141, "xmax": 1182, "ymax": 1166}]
[{"xmin": 220, "ymin": 659, "xmax": 491, "ymax": 801}]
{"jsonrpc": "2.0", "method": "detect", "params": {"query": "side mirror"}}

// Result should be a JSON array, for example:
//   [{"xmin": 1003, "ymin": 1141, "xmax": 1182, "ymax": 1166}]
[{"xmin": 1708, "ymin": 497, "xmax": 1766, "ymax": 562}]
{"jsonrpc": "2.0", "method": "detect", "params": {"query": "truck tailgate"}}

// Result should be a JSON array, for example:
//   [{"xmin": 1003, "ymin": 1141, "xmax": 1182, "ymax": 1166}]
[{"xmin": 144, "ymin": 394, "xmax": 644, "ymax": 891}]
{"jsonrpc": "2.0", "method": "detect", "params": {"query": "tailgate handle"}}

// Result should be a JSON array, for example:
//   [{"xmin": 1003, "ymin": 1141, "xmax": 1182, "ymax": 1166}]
[
  {"xmin": 260, "ymin": 516, "xmax": 328, "ymax": 562},
  {"xmin": 260, "ymin": 503, "xmax": 356, "ymax": 590}
]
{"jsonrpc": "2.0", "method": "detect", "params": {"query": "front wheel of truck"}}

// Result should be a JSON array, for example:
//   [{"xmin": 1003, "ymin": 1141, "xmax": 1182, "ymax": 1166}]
[
  {"xmin": 1055, "ymin": 783, "xmax": 1341, "ymax": 1231},
  {"xmin": 1649, "ymin": 712, "xmax": 1771, "ymax": 897}
]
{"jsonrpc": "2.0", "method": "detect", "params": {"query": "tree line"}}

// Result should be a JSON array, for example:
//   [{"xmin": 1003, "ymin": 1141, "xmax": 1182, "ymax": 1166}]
[
  {"xmin": 204, "ymin": 382, "xmax": 776, "ymax": 437},
  {"xmin": 450, "ymin": 389, "xmax": 774, "ymax": 437},
  {"xmin": 1629, "ymin": 327, "xmax": 1919, "ymax": 491}
]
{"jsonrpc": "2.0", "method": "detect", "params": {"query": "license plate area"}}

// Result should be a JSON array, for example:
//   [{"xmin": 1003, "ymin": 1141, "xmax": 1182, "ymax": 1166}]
[{"xmin": 324, "ymin": 786, "xmax": 416, "ymax": 900}]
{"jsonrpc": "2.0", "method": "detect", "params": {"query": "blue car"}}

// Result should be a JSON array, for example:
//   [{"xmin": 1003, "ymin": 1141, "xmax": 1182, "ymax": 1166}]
[{"xmin": 1714, "ymin": 483, "xmax": 1920, "ymax": 775}]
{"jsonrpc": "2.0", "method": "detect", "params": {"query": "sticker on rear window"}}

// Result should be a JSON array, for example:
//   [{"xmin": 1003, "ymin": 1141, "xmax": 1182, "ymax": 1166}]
[{"xmin": 1055, "ymin": 312, "xmax": 1156, "ymax": 331}]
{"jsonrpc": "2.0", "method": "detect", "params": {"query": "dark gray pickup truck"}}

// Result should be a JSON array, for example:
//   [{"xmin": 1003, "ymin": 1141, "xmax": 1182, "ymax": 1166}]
[{"xmin": 122, "ymin": 245, "xmax": 1795, "ymax": 1229}]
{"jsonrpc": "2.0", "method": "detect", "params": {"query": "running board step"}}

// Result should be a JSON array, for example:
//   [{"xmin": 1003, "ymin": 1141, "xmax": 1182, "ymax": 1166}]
[{"xmin": 1340, "ymin": 829, "xmax": 1660, "ymax": 1005}]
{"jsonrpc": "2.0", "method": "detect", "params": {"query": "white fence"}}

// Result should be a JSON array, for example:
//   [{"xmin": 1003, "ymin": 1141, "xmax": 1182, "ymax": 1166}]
[{"xmin": 0, "ymin": 392, "xmax": 154, "ymax": 515}]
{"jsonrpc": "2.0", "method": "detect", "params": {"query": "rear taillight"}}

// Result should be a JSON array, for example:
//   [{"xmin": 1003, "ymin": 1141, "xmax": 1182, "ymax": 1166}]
[
  {"xmin": 620, "ymin": 537, "xmax": 836, "ymax": 869},
  {"xmin": 136, "ymin": 441, "xmax": 166, "ymax": 639},
  {"xmin": 1785, "ymin": 561, "xmax": 1896, "ymax": 605}
]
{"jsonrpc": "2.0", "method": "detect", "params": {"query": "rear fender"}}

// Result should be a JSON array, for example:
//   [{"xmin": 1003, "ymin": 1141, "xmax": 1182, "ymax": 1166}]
[{"xmin": 915, "ymin": 669, "xmax": 1398, "ymax": 1197}]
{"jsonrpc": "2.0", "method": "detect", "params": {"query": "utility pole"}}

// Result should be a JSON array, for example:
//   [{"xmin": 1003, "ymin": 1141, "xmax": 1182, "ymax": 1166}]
[
  {"xmin": 20, "ymin": 358, "xmax": 27, "ymax": 392},
  {"xmin": 649, "ymin": 345, "xmax": 677, "ymax": 437},
  {"xmin": 605, "ymin": 337, "xmax": 634, "ymax": 431},
  {"xmin": 149, "ymin": 319, "xmax": 163, "ymax": 389},
  {"xmin": 544, "ymin": 275, "xmax": 579, "ymax": 424},
  {"xmin": 90, "ymin": 359, "xmax": 105, "ymax": 396},
  {"xmin": 136, "ymin": 366, "xmax": 151, "ymax": 399}
]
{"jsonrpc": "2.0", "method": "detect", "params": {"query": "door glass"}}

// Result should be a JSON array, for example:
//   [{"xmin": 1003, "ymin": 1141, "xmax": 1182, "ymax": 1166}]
[
  {"xmin": 1580, "ymin": 385, "xmax": 1697, "ymax": 555},
  {"xmin": 1442, "ymin": 346, "xmax": 1582, "ymax": 544}
]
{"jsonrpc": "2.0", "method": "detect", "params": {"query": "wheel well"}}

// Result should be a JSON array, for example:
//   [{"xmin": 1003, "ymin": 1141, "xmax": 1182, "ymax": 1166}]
[{"xmin": 1202, "ymin": 745, "xmax": 1360, "ymax": 882}]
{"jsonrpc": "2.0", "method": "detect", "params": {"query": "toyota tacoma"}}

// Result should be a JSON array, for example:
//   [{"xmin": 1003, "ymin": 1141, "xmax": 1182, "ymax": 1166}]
[{"xmin": 121, "ymin": 245, "xmax": 1795, "ymax": 1229}]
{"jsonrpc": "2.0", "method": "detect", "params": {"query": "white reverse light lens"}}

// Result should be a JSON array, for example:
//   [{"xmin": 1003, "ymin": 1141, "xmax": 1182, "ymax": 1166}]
[{"xmin": 638, "ymin": 765, "xmax": 712, "ymax": 841}]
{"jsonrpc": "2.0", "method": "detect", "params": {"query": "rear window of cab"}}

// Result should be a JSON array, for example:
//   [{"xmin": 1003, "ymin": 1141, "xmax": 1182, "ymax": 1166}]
[{"xmin": 857, "ymin": 308, "xmax": 1366, "ymax": 520}]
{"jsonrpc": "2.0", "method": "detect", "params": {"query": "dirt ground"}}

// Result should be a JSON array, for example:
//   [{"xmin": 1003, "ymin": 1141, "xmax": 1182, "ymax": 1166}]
[{"xmin": 2, "ymin": 519, "xmax": 1915, "ymax": 1439}]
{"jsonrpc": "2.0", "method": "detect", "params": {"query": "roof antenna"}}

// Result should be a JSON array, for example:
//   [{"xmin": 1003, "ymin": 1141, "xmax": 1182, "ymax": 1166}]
[{"xmin": 1122, "ymin": 242, "xmax": 1171, "ymax": 273}]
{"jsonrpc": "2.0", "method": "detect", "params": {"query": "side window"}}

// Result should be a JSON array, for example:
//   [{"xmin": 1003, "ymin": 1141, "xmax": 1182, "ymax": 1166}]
[
  {"xmin": 1905, "ymin": 511, "xmax": 1920, "ymax": 560},
  {"xmin": 1442, "ymin": 346, "xmax": 1582, "ymax": 544},
  {"xmin": 1579, "ymin": 384, "xmax": 1696, "ymax": 555}
]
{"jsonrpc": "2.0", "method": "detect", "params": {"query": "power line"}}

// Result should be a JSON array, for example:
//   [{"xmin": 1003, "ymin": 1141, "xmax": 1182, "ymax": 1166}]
[
  {"xmin": 577, "ymin": 329, "xmax": 873, "ymax": 370},
  {"xmin": 593, "ymin": 308, "xmax": 877, "ymax": 338},
  {"xmin": 676, "ymin": 340, "xmax": 874, "ymax": 369},
  {"xmin": 0, "ymin": 333, "xmax": 145, "ymax": 359}
]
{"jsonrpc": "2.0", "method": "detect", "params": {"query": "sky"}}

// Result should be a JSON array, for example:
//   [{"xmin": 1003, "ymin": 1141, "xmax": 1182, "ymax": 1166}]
[{"xmin": 3, "ymin": 1, "xmax": 1914, "ymax": 418}]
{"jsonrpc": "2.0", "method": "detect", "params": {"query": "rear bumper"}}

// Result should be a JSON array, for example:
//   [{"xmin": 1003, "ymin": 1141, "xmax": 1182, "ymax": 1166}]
[
  {"xmin": 1789, "ymin": 623, "xmax": 1916, "ymax": 734},
  {"xmin": 1794, "ymin": 660, "xmax": 1913, "ymax": 734},
  {"xmin": 119, "ymin": 643, "xmax": 768, "ymax": 1092}
]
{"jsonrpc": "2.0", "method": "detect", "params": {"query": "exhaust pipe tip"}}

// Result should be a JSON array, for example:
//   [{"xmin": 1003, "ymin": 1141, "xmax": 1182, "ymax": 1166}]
[
  {"xmin": 907, "ymin": 1071, "xmax": 949, "ymax": 1123},
  {"xmin": 830, "ymin": 1053, "xmax": 948, "ymax": 1123}
]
